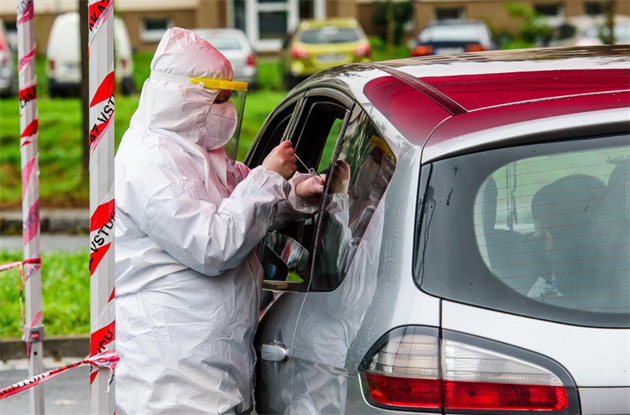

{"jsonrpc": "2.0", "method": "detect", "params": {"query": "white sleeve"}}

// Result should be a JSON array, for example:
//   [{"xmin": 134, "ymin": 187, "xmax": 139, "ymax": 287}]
[
  {"xmin": 272, "ymin": 172, "xmax": 322, "ymax": 229},
  {"xmin": 140, "ymin": 166, "xmax": 290, "ymax": 276}
]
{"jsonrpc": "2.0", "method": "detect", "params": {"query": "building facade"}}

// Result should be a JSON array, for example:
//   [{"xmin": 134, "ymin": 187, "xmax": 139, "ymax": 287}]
[{"xmin": 0, "ymin": 0, "xmax": 628, "ymax": 54}]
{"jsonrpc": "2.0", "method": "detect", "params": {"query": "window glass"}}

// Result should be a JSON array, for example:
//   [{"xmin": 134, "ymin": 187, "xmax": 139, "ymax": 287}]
[
  {"xmin": 435, "ymin": 7, "xmax": 463, "ymax": 21},
  {"xmin": 420, "ymin": 24, "xmax": 481, "ymax": 42},
  {"xmin": 260, "ymin": 98, "xmax": 348, "ymax": 288},
  {"xmin": 417, "ymin": 135, "xmax": 630, "ymax": 327},
  {"xmin": 299, "ymin": 27, "xmax": 361, "ymax": 44},
  {"xmin": 312, "ymin": 110, "xmax": 396, "ymax": 291},
  {"xmin": 202, "ymin": 36, "xmax": 242, "ymax": 51}
]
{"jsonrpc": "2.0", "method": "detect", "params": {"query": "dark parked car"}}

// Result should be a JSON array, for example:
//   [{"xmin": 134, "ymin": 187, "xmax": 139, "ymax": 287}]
[
  {"xmin": 246, "ymin": 45, "xmax": 630, "ymax": 414},
  {"xmin": 410, "ymin": 19, "xmax": 496, "ymax": 57}
]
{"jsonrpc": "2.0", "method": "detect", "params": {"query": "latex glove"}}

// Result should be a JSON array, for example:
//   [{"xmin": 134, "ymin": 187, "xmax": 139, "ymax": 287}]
[
  {"xmin": 263, "ymin": 141, "xmax": 297, "ymax": 180},
  {"xmin": 330, "ymin": 160, "xmax": 351, "ymax": 194},
  {"xmin": 295, "ymin": 175, "xmax": 325, "ymax": 201}
]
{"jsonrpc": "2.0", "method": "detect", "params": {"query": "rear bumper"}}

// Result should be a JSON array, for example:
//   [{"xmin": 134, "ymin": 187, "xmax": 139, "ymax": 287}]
[{"xmin": 580, "ymin": 388, "xmax": 630, "ymax": 415}]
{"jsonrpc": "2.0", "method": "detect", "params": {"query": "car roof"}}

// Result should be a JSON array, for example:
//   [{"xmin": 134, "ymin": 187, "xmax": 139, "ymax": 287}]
[{"xmin": 302, "ymin": 45, "xmax": 629, "ymax": 157}]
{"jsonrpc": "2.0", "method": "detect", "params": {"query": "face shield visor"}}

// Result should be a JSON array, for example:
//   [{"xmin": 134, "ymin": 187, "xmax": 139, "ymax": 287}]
[{"xmin": 190, "ymin": 77, "xmax": 248, "ymax": 162}]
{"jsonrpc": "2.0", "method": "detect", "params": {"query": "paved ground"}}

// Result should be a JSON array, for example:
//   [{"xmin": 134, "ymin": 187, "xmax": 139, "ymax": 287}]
[
  {"xmin": 0, "ymin": 358, "xmax": 90, "ymax": 414},
  {"xmin": 0, "ymin": 235, "xmax": 88, "ymax": 253}
]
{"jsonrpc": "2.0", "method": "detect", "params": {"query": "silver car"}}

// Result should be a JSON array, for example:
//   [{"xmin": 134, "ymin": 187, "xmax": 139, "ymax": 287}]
[
  {"xmin": 0, "ymin": 18, "xmax": 17, "ymax": 97},
  {"xmin": 193, "ymin": 28, "xmax": 257, "ymax": 88},
  {"xmin": 246, "ymin": 45, "xmax": 630, "ymax": 415}
]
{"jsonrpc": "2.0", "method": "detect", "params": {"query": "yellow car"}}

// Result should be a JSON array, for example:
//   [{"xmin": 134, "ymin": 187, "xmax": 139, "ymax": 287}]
[{"xmin": 281, "ymin": 18, "xmax": 371, "ymax": 89}]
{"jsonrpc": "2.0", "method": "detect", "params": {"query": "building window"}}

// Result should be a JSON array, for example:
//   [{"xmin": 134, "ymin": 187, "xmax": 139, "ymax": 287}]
[
  {"xmin": 584, "ymin": 2, "xmax": 604, "ymax": 15},
  {"xmin": 140, "ymin": 17, "xmax": 173, "ymax": 43},
  {"xmin": 534, "ymin": 4, "xmax": 563, "ymax": 18},
  {"xmin": 435, "ymin": 7, "xmax": 464, "ymax": 21}
]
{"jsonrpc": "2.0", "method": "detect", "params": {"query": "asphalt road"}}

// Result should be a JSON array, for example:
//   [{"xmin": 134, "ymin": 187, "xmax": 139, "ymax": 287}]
[
  {"xmin": 0, "ymin": 235, "xmax": 88, "ymax": 253},
  {"xmin": 0, "ymin": 364, "xmax": 90, "ymax": 414}
]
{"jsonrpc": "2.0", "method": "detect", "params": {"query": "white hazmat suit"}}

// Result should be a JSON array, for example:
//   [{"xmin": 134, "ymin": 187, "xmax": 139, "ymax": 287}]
[{"xmin": 115, "ymin": 28, "xmax": 316, "ymax": 414}]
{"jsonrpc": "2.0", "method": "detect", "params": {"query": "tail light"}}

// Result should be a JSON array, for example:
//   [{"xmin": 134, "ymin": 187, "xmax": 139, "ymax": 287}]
[
  {"xmin": 120, "ymin": 58, "xmax": 128, "ymax": 69},
  {"xmin": 466, "ymin": 43, "xmax": 487, "ymax": 52},
  {"xmin": 360, "ymin": 327, "xmax": 577, "ymax": 414},
  {"xmin": 353, "ymin": 42, "xmax": 371, "ymax": 58},
  {"xmin": 246, "ymin": 53, "xmax": 256, "ymax": 67},
  {"xmin": 291, "ymin": 45, "xmax": 311, "ymax": 60},
  {"xmin": 411, "ymin": 45, "xmax": 433, "ymax": 57},
  {"xmin": 48, "ymin": 60, "xmax": 55, "ymax": 71}
]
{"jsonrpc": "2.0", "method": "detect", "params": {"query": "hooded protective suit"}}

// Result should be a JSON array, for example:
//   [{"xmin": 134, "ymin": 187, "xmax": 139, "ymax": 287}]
[{"xmin": 115, "ymin": 28, "xmax": 313, "ymax": 414}]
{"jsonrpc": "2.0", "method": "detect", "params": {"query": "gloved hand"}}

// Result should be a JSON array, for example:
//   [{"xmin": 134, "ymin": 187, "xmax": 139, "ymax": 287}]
[
  {"xmin": 263, "ymin": 141, "xmax": 297, "ymax": 180},
  {"xmin": 330, "ymin": 160, "xmax": 351, "ymax": 194},
  {"xmin": 295, "ymin": 175, "xmax": 325, "ymax": 201}
]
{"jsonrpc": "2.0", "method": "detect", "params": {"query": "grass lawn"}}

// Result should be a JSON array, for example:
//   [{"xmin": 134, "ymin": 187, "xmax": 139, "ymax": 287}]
[{"xmin": 0, "ymin": 249, "xmax": 91, "ymax": 338}]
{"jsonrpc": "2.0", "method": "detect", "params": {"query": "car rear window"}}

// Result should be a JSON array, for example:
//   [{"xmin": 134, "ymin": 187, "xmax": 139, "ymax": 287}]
[
  {"xmin": 416, "ymin": 134, "xmax": 630, "ymax": 328},
  {"xmin": 203, "ymin": 36, "xmax": 242, "ymax": 51},
  {"xmin": 299, "ymin": 27, "xmax": 361, "ymax": 44},
  {"xmin": 419, "ymin": 24, "xmax": 481, "ymax": 42}
]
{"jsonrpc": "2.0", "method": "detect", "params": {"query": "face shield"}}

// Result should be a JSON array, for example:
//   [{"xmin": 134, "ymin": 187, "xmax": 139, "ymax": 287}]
[{"xmin": 190, "ymin": 77, "xmax": 248, "ymax": 161}]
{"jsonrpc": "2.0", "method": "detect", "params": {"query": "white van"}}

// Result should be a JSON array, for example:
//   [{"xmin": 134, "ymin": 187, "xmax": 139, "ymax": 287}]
[{"xmin": 46, "ymin": 12, "xmax": 135, "ymax": 97}]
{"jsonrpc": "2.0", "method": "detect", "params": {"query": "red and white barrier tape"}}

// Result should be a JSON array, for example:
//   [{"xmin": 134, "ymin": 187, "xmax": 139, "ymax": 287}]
[
  {"xmin": 0, "ymin": 350, "xmax": 120, "ymax": 400},
  {"xmin": 0, "ymin": 258, "xmax": 41, "ymax": 343}
]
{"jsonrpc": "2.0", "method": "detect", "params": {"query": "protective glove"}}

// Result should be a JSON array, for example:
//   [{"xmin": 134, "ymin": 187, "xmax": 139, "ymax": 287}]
[
  {"xmin": 263, "ymin": 141, "xmax": 297, "ymax": 180},
  {"xmin": 330, "ymin": 160, "xmax": 351, "ymax": 194},
  {"xmin": 295, "ymin": 175, "xmax": 325, "ymax": 201}
]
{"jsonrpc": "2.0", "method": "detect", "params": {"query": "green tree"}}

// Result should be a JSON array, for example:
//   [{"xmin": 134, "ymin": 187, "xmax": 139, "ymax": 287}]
[{"xmin": 501, "ymin": 2, "xmax": 551, "ymax": 49}]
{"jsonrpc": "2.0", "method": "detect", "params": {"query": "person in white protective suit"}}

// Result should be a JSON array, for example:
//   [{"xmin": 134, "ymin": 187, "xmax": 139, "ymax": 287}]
[{"xmin": 114, "ymin": 28, "xmax": 324, "ymax": 414}]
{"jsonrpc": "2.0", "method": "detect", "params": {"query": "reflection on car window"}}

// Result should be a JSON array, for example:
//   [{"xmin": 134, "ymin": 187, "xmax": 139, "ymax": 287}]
[
  {"xmin": 300, "ymin": 27, "xmax": 361, "ymax": 44},
  {"xmin": 474, "ymin": 146, "xmax": 629, "ymax": 310},
  {"xmin": 418, "ymin": 135, "xmax": 630, "ymax": 327},
  {"xmin": 203, "ymin": 36, "xmax": 242, "ymax": 50},
  {"xmin": 312, "ymin": 110, "xmax": 396, "ymax": 291}
]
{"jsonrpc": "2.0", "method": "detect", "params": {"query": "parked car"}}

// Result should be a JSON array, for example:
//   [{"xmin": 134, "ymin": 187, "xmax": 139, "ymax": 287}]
[
  {"xmin": 410, "ymin": 19, "xmax": 496, "ymax": 57},
  {"xmin": 549, "ymin": 14, "xmax": 630, "ymax": 46},
  {"xmin": 0, "ymin": 18, "xmax": 17, "ymax": 97},
  {"xmin": 46, "ymin": 12, "xmax": 135, "ymax": 97},
  {"xmin": 193, "ymin": 28, "xmax": 257, "ymax": 89},
  {"xmin": 246, "ymin": 45, "xmax": 630, "ymax": 414},
  {"xmin": 281, "ymin": 18, "xmax": 371, "ymax": 89}
]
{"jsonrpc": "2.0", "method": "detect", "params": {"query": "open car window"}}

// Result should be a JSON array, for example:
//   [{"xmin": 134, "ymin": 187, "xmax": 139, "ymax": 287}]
[
  {"xmin": 260, "ymin": 94, "xmax": 351, "ymax": 291},
  {"xmin": 310, "ymin": 105, "xmax": 396, "ymax": 291}
]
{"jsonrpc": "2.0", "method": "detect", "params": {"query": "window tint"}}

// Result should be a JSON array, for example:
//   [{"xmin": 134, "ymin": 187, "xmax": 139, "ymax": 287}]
[
  {"xmin": 417, "ymin": 135, "xmax": 630, "ymax": 327},
  {"xmin": 299, "ymin": 27, "xmax": 361, "ymax": 44},
  {"xmin": 202, "ymin": 36, "xmax": 242, "ymax": 51},
  {"xmin": 311, "ymin": 109, "xmax": 396, "ymax": 291}
]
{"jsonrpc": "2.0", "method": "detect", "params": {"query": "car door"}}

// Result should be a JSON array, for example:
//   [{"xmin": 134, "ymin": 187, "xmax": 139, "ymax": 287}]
[
  {"xmin": 253, "ymin": 88, "xmax": 398, "ymax": 414},
  {"xmin": 252, "ymin": 88, "xmax": 354, "ymax": 415}
]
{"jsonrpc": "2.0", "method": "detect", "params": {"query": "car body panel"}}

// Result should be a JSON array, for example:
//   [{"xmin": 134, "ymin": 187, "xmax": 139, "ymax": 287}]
[
  {"xmin": 47, "ymin": 12, "xmax": 134, "ymax": 96},
  {"xmin": 411, "ymin": 20, "xmax": 496, "ymax": 57},
  {"xmin": 442, "ymin": 300, "xmax": 630, "ymax": 387},
  {"xmin": 0, "ymin": 18, "xmax": 16, "ymax": 96},
  {"xmin": 579, "ymin": 388, "xmax": 630, "ymax": 415},
  {"xmin": 252, "ymin": 46, "xmax": 630, "ymax": 414}
]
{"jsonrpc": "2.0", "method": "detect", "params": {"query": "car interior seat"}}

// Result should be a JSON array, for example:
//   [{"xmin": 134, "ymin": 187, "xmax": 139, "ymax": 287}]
[
  {"xmin": 530, "ymin": 174, "xmax": 607, "ymax": 298},
  {"xmin": 574, "ymin": 162, "xmax": 629, "ymax": 309}
]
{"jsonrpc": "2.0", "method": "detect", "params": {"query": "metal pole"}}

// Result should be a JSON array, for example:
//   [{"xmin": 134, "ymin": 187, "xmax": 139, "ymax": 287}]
[
  {"xmin": 16, "ymin": 0, "xmax": 45, "ymax": 413},
  {"xmin": 87, "ymin": 0, "xmax": 116, "ymax": 414}
]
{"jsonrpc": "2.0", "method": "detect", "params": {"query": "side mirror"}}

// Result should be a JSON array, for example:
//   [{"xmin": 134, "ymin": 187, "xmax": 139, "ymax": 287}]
[{"xmin": 260, "ymin": 231, "xmax": 308, "ymax": 283}]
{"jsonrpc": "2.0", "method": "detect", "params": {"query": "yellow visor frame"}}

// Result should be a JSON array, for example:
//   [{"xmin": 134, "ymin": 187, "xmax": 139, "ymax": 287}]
[{"xmin": 190, "ymin": 77, "xmax": 248, "ymax": 92}]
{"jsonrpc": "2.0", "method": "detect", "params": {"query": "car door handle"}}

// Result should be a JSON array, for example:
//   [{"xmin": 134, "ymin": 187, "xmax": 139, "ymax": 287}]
[{"xmin": 262, "ymin": 343, "xmax": 288, "ymax": 362}]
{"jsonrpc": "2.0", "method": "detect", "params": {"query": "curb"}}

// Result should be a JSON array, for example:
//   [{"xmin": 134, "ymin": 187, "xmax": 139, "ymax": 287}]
[
  {"xmin": 0, "ymin": 335, "xmax": 89, "ymax": 362},
  {"xmin": 0, "ymin": 209, "xmax": 89, "ymax": 235}
]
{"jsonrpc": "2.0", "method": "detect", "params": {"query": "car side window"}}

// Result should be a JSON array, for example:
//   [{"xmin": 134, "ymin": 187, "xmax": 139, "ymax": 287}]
[
  {"xmin": 310, "ymin": 107, "xmax": 397, "ymax": 291},
  {"xmin": 260, "ymin": 96, "xmax": 350, "ymax": 291}
]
